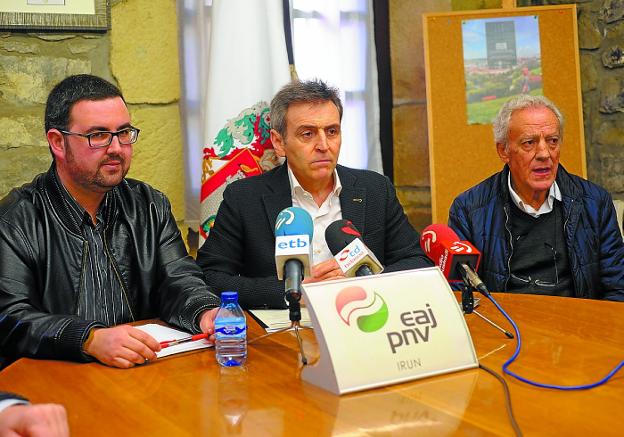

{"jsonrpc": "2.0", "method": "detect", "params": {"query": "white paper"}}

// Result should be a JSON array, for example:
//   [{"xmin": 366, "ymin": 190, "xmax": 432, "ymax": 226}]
[
  {"xmin": 249, "ymin": 308, "xmax": 312, "ymax": 333},
  {"xmin": 135, "ymin": 323, "xmax": 213, "ymax": 358}
]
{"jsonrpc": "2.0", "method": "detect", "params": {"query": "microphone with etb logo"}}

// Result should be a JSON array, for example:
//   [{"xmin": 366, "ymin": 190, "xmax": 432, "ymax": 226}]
[
  {"xmin": 325, "ymin": 219, "xmax": 383, "ymax": 277},
  {"xmin": 274, "ymin": 207, "xmax": 313, "ymax": 322}
]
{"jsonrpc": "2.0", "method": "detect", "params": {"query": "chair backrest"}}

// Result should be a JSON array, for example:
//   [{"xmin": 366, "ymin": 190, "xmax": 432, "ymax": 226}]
[{"xmin": 613, "ymin": 200, "xmax": 624, "ymax": 240}]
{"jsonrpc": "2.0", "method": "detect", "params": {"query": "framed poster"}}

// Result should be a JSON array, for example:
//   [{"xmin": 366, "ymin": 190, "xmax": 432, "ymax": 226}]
[
  {"xmin": 0, "ymin": 0, "xmax": 110, "ymax": 32},
  {"xmin": 462, "ymin": 15, "xmax": 542, "ymax": 125}
]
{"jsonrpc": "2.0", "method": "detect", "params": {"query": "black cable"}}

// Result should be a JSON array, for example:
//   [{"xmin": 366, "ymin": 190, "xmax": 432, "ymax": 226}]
[{"xmin": 479, "ymin": 363, "xmax": 523, "ymax": 437}]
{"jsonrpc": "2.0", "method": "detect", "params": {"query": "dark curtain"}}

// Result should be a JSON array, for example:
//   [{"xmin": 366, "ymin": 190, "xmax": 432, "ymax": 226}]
[{"xmin": 373, "ymin": 0, "xmax": 394, "ymax": 180}]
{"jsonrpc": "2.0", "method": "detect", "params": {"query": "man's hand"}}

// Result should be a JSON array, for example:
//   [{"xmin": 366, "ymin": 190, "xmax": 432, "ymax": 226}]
[
  {"xmin": 198, "ymin": 308, "xmax": 219, "ymax": 343},
  {"xmin": 303, "ymin": 258, "xmax": 345, "ymax": 284},
  {"xmin": 84, "ymin": 325, "xmax": 160, "ymax": 368},
  {"xmin": 0, "ymin": 403, "xmax": 68, "ymax": 437}
]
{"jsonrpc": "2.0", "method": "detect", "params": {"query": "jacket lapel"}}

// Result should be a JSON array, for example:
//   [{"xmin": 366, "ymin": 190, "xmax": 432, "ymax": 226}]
[
  {"xmin": 262, "ymin": 164, "xmax": 293, "ymax": 232},
  {"xmin": 338, "ymin": 166, "xmax": 367, "ymax": 234},
  {"xmin": 262, "ymin": 165, "xmax": 367, "ymax": 234}
]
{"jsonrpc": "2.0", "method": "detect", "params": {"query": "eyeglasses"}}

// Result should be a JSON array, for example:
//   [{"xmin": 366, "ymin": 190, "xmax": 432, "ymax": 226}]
[
  {"xmin": 60, "ymin": 127, "xmax": 140, "ymax": 149},
  {"xmin": 510, "ymin": 243, "xmax": 560, "ymax": 288}
]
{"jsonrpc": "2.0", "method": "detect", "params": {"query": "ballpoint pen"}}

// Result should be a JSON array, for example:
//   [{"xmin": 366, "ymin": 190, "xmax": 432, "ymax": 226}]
[{"xmin": 159, "ymin": 333, "xmax": 209, "ymax": 348}]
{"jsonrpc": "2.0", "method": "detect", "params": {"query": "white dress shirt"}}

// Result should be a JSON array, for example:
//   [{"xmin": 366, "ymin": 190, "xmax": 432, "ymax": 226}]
[
  {"xmin": 0, "ymin": 398, "xmax": 29, "ymax": 413},
  {"xmin": 287, "ymin": 166, "xmax": 342, "ymax": 265},
  {"xmin": 508, "ymin": 173, "xmax": 562, "ymax": 218}
]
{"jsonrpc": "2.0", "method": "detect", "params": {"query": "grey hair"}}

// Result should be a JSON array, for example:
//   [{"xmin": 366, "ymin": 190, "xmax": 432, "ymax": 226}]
[
  {"xmin": 493, "ymin": 95, "xmax": 564, "ymax": 148},
  {"xmin": 270, "ymin": 79, "xmax": 343, "ymax": 138}
]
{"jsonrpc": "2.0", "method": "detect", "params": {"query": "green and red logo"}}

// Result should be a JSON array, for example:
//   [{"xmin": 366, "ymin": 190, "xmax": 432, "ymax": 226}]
[{"xmin": 335, "ymin": 286, "xmax": 389, "ymax": 333}]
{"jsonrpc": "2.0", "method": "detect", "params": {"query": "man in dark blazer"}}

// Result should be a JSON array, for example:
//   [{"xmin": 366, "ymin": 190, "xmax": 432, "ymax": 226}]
[{"xmin": 196, "ymin": 79, "xmax": 432, "ymax": 309}]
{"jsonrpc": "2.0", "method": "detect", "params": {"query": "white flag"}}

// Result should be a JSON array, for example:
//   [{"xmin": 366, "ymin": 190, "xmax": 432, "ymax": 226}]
[{"xmin": 200, "ymin": 0, "xmax": 292, "ymax": 243}]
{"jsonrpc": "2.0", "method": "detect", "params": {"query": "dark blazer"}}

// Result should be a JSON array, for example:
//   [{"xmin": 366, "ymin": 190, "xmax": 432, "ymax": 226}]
[{"xmin": 197, "ymin": 164, "xmax": 432, "ymax": 309}]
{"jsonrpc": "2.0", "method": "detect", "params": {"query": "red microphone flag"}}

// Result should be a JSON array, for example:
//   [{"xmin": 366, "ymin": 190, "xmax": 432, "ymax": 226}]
[{"xmin": 420, "ymin": 224, "xmax": 482, "ymax": 282}]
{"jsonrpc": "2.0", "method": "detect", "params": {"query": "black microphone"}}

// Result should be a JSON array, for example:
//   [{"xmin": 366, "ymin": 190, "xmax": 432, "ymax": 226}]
[
  {"xmin": 457, "ymin": 263, "xmax": 490, "ymax": 297},
  {"xmin": 274, "ymin": 207, "xmax": 314, "ymax": 322},
  {"xmin": 325, "ymin": 220, "xmax": 383, "ymax": 277}
]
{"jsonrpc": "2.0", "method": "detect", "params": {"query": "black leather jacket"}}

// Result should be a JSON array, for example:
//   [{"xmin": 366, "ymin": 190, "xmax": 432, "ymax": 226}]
[{"xmin": 0, "ymin": 166, "xmax": 219, "ymax": 364}]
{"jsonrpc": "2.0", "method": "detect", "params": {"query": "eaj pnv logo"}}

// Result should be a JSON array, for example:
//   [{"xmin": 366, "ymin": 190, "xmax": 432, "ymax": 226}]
[{"xmin": 335, "ymin": 286, "xmax": 389, "ymax": 333}]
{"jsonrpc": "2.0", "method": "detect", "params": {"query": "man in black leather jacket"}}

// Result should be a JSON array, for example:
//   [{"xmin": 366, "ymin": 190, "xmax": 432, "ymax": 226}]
[{"xmin": 0, "ymin": 75, "xmax": 220, "ymax": 368}]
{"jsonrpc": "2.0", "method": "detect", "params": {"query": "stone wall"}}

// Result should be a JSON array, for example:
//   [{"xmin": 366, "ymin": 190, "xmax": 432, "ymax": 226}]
[
  {"xmin": 0, "ymin": 34, "xmax": 103, "ymax": 197},
  {"xmin": 389, "ymin": 0, "xmax": 452, "ymax": 232},
  {"xmin": 516, "ymin": 0, "xmax": 623, "ymax": 200},
  {"xmin": 0, "ymin": 0, "xmax": 186, "ymax": 219}
]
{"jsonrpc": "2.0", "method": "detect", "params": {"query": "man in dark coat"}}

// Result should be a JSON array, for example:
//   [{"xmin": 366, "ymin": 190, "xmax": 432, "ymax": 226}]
[
  {"xmin": 449, "ymin": 95, "xmax": 624, "ymax": 300},
  {"xmin": 197, "ymin": 79, "xmax": 432, "ymax": 308}
]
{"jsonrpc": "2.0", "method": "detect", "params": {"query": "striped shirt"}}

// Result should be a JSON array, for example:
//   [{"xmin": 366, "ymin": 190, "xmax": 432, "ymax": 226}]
[{"xmin": 55, "ymin": 176, "xmax": 132, "ymax": 326}]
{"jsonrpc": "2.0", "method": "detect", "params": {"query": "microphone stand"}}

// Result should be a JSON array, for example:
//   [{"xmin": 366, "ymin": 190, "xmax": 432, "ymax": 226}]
[
  {"xmin": 460, "ymin": 279, "xmax": 514, "ymax": 339},
  {"xmin": 248, "ymin": 262, "xmax": 311, "ymax": 365},
  {"xmin": 285, "ymin": 291, "xmax": 309, "ymax": 366}
]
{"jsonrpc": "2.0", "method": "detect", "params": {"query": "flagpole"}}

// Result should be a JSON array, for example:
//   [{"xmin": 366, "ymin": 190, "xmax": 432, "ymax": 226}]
[{"xmin": 282, "ymin": 0, "xmax": 298, "ymax": 80}]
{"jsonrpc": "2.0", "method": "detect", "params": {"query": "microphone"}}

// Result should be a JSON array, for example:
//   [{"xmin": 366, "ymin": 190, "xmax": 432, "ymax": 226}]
[
  {"xmin": 274, "ymin": 207, "xmax": 313, "ymax": 321},
  {"xmin": 457, "ymin": 263, "xmax": 490, "ymax": 297},
  {"xmin": 420, "ymin": 224, "xmax": 489, "ymax": 296},
  {"xmin": 421, "ymin": 224, "xmax": 512, "ymax": 339},
  {"xmin": 325, "ymin": 219, "xmax": 383, "ymax": 277}
]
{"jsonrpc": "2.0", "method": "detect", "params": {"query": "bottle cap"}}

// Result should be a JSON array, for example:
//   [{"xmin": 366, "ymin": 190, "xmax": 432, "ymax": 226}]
[{"xmin": 221, "ymin": 291, "xmax": 238, "ymax": 302}]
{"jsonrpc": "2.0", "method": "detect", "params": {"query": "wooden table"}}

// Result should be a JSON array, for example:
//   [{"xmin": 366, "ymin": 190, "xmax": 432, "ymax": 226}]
[{"xmin": 1, "ymin": 294, "xmax": 623, "ymax": 436}]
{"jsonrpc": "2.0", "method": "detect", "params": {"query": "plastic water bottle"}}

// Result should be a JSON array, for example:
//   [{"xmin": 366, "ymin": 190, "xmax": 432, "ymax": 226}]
[{"xmin": 215, "ymin": 291, "xmax": 247, "ymax": 366}]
